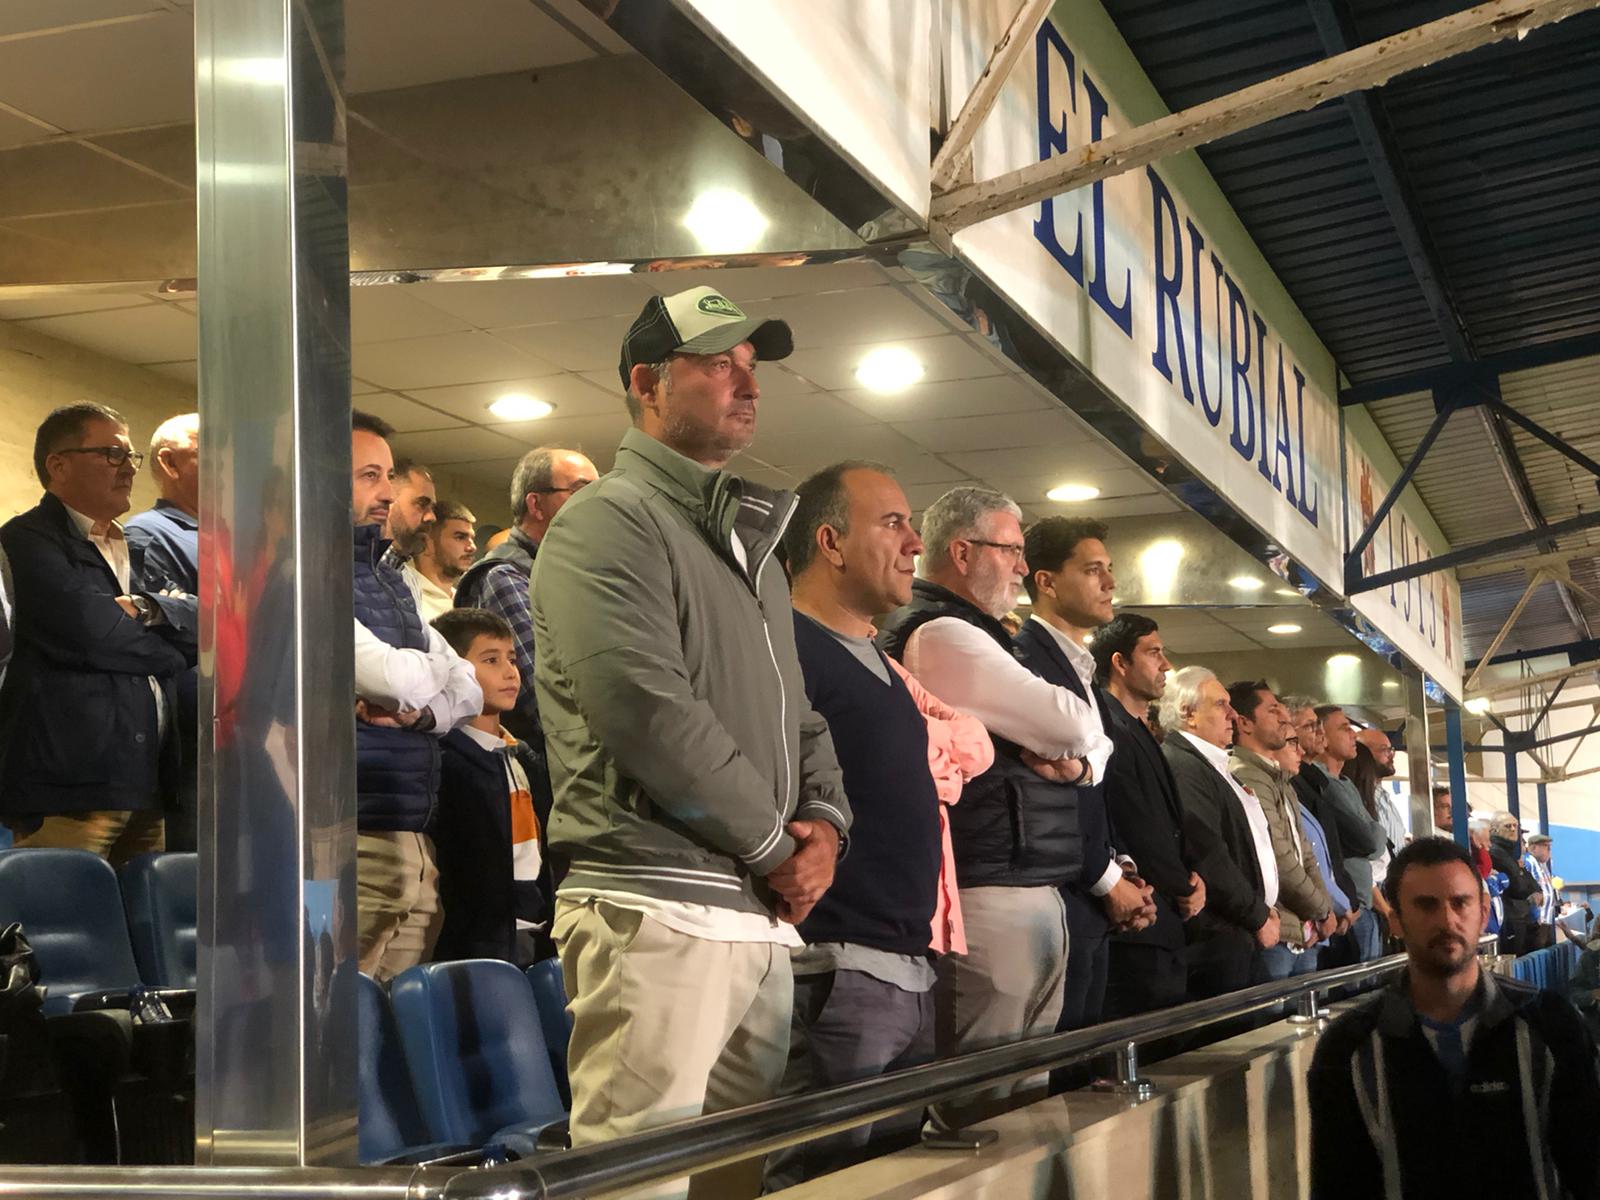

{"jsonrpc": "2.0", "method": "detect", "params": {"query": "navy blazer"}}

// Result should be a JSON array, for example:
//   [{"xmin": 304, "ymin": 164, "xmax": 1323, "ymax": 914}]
[
  {"xmin": 1162, "ymin": 732, "xmax": 1271, "ymax": 944},
  {"xmin": 0, "ymin": 493, "xmax": 198, "ymax": 818},
  {"xmin": 1102, "ymin": 699, "xmax": 1197, "ymax": 952},
  {"xmin": 1010, "ymin": 618, "xmax": 1118, "ymax": 896}
]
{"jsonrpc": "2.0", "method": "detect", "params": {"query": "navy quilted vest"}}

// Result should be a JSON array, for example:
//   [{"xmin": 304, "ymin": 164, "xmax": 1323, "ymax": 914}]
[{"xmin": 353, "ymin": 524, "xmax": 440, "ymax": 832}]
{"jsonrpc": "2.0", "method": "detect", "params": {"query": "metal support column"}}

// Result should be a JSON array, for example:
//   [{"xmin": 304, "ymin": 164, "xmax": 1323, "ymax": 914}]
[
  {"xmin": 1537, "ymin": 782, "xmax": 1549, "ymax": 836},
  {"xmin": 194, "ymin": 0, "xmax": 356, "ymax": 1166},
  {"xmin": 1445, "ymin": 704, "xmax": 1469, "ymax": 845},
  {"xmin": 1505, "ymin": 748, "xmax": 1521, "ymax": 825},
  {"xmin": 1403, "ymin": 669, "xmax": 1433, "ymax": 838}
]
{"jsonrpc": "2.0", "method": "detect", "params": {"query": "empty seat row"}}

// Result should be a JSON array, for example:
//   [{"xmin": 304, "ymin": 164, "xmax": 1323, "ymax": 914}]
[
  {"xmin": 0, "ymin": 849, "xmax": 195, "ymax": 1013},
  {"xmin": 1511, "ymin": 939, "xmax": 1582, "ymax": 993},
  {"xmin": 360, "ymin": 959, "xmax": 571, "ymax": 1164}
]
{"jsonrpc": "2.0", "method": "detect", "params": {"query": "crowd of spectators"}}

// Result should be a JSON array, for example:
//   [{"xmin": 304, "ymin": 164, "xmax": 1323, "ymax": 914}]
[{"xmin": 1, "ymin": 282, "xmax": 1594, "ymax": 1197}]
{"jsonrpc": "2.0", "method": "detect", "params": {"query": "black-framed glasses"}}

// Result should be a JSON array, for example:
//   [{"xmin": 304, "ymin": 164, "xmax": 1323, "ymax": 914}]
[
  {"xmin": 58, "ymin": 446, "xmax": 144, "ymax": 469},
  {"xmin": 965, "ymin": 537, "xmax": 1026, "ymax": 562},
  {"xmin": 532, "ymin": 480, "xmax": 593, "ymax": 496}
]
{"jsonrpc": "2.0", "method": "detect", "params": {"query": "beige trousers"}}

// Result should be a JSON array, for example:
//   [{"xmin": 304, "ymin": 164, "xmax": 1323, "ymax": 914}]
[
  {"xmin": 554, "ymin": 897, "xmax": 792, "ymax": 1200},
  {"xmin": 12, "ymin": 810, "xmax": 165, "ymax": 867},
  {"xmin": 356, "ymin": 830, "xmax": 442, "ymax": 982}
]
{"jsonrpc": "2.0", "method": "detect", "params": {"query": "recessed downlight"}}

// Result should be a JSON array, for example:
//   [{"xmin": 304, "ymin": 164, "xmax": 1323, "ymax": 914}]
[
  {"xmin": 1327, "ymin": 653, "xmax": 1361, "ymax": 668},
  {"xmin": 1047, "ymin": 482, "xmax": 1101, "ymax": 503},
  {"xmin": 854, "ymin": 347, "xmax": 925, "ymax": 393},
  {"xmin": 1267, "ymin": 623, "xmax": 1302, "ymax": 635},
  {"xmin": 1382, "ymin": 680, "xmax": 1400, "ymax": 689},
  {"xmin": 488, "ymin": 393, "xmax": 553, "ymax": 421}
]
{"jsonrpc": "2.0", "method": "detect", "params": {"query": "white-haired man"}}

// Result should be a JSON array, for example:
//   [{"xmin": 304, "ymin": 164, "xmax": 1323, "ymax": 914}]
[
  {"xmin": 879, "ymin": 485, "xmax": 1111, "ymax": 1126},
  {"xmin": 126, "ymin": 411, "xmax": 200, "ymax": 850},
  {"xmin": 1159, "ymin": 666, "xmax": 1278, "ymax": 999}
]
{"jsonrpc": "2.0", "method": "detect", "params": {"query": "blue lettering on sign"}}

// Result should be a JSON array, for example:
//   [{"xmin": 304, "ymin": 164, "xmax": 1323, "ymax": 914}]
[
  {"xmin": 1148, "ymin": 168, "xmax": 1192, "ymax": 401},
  {"xmin": 1034, "ymin": 19, "xmax": 1331, "ymax": 534},
  {"xmin": 1224, "ymin": 272, "xmax": 1256, "ymax": 464}
]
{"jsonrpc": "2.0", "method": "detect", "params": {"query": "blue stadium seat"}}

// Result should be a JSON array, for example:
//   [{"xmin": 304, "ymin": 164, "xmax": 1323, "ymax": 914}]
[
  {"xmin": 390, "ymin": 959, "xmax": 566, "ymax": 1157},
  {"xmin": 357, "ymin": 973, "xmax": 476, "ymax": 1165},
  {"xmin": 0, "ymin": 849, "xmax": 144, "ymax": 1014},
  {"xmin": 525, "ymin": 958, "xmax": 572, "ymax": 1107},
  {"xmin": 119, "ymin": 853, "xmax": 197, "ymax": 989}
]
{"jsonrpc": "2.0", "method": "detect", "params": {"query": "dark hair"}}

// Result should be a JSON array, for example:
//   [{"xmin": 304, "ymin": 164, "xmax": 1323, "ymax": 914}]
[
  {"xmin": 1022, "ymin": 516, "xmax": 1110, "ymax": 600},
  {"xmin": 34, "ymin": 402, "xmax": 125, "ymax": 486},
  {"xmin": 1315, "ymin": 703, "xmax": 1343, "ymax": 723},
  {"xmin": 352, "ymin": 409, "xmax": 395, "ymax": 440},
  {"xmin": 1432, "ymin": 784, "xmax": 1451, "ymax": 800},
  {"xmin": 391, "ymin": 457, "xmax": 431, "ymax": 484},
  {"xmin": 1384, "ymin": 836, "xmax": 1481, "ymax": 909},
  {"xmin": 1091, "ymin": 613, "xmax": 1159, "ymax": 685},
  {"xmin": 1343, "ymin": 743, "xmax": 1383, "ymax": 820},
  {"xmin": 782, "ymin": 460, "xmax": 895, "ymax": 575},
  {"xmin": 431, "ymin": 607, "xmax": 513, "ymax": 657},
  {"xmin": 1227, "ymin": 679, "xmax": 1272, "ymax": 722},
  {"xmin": 433, "ymin": 499, "xmax": 475, "ymax": 526}
]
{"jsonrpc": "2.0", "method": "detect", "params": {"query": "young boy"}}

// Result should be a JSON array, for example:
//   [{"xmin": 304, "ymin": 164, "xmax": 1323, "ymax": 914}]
[{"xmin": 429, "ymin": 608, "xmax": 553, "ymax": 965}]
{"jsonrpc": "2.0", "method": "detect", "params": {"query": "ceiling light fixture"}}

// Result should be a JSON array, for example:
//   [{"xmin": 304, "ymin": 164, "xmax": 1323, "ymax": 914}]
[
  {"xmin": 1229, "ymin": 576, "xmax": 1264, "ymax": 591},
  {"xmin": 1047, "ymin": 482, "xmax": 1100, "ymax": 503},
  {"xmin": 1382, "ymin": 680, "xmax": 1400, "ymax": 689},
  {"xmin": 1465, "ymin": 697, "xmax": 1492, "ymax": 715},
  {"xmin": 682, "ymin": 189, "xmax": 769, "ymax": 251},
  {"xmin": 854, "ymin": 346, "xmax": 925, "ymax": 393},
  {"xmin": 1327, "ymin": 653, "xmax": 1361, "ymax": 668},
  {"xmin": 1266, "ymin": 623, "xmax": 1301, "ymax": 635},
  {"xmin": 488, "ymin": 393, "xmax": 553, "ymax": 421}
]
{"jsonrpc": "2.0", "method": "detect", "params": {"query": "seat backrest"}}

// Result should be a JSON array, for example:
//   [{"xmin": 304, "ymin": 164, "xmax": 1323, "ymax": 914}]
[
  {"xmin": 390, "ymin": 959, "xmax": 565, "ymax": 1146},
  {"xmin": 119, "ymin": 852, "xmax": 198, "ymax": 989},
  {"xmin": 357, "ymin": 973, "xmax": 434, "ymax": 1163},
  {"xmin": 0, "ymin": 848, "xmax": 142, "ymax": 1014},
  {"xmin": 526, "ymin": 957, "xmax": 572, "ymax": 1106}
]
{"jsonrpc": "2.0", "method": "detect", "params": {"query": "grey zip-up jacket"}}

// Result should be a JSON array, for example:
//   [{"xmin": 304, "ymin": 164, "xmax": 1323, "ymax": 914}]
[{"xmin": 529, "ymin": 427, "xmax": 850, "ymax": 915}]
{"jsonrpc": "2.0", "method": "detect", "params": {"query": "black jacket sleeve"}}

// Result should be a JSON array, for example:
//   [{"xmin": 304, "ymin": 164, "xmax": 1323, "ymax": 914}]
[
  {"xmin": 1166, "ymin": 747, "xmax": 1269, "ymax": 932},
  {"xmin": 1540, "ymin": 995, "xmax": 1600, "ymax": 1198},
  {"xmin": 1103, "ymin": 723, "xmax": 1191, "ymax": 898},
  {"xmin": 1307, "ymin": 1025, "xmax": 1385, "ymax": 1200}
]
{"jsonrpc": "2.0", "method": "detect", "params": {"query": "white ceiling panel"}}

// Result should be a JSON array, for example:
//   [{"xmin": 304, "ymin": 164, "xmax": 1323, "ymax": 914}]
[
  {"xmin": 893, "ymin": 411, "xmax": 1083, "ymax": 455},
  {"xmin": 345, "ymin": 0, "xmax": 592, "ymax": 96},
  {"xmin": 987, "ymin": 468, "xmax": 1163, "ymax": 505},
  {"xmin": 0, "ymin": 1, "xmax": 165, "ymax": 39},
  {"xmin": 784, "ymin": 334, "xmax": 1004, "ymax": 392},
  {"xmin": 142, "ymin": 359, "xmax": 197, "ymax": 385},
  {"xmin": 751, "ymin": 391, "xmax": 878, "ymax": 437},
  {"xmin": 16, "ymin": 303, "xmax": 194, "ymax": 362},
  {"xmin": 0, "ymin": 13, "xmax": 193, "ymax": 131},
  {"xmin": 837, "ymin": 374, "xmax": 1054, "ymax": 423},
  {"xmin": 745, "ymin": 286, "xmax": 952, "ymax": 350},
  {"xmin": 353, "ymin": 331, "xmax": 560, "ymax": 390},
  {"xmin": 401, "ymin": 373, "xmax": 619, "ymax": 425},
  {"xmin": 389, "ymin": 425, "xmax": 528, "ymax": 465},
  {"xmin": 0, "ymin": 291, "xmax": 157, "ymax": 320},
  {"xmin": 489, "ymin": 412, "xmax": 630, "ymax": 457},
  {"xmin": 351, "ymin": 286, "xmax": 472, "ymax": 343},
  {"xmin": 489, "ymin": 315, "xmax": 627, "ymax": 374},
  {"xmin": 352, "ymin": 377, "xmax": 384, "ymax": 395},
  {"xmin": 0, "ymin": 107, "xmax": 54, "ymax": 150},
  {"xmin": 410, "ymin": 275, "xmax": 652, "ymax": 328},
  {"xmin": 944, "ymin": 442, "xmax": 1151, "ymax": 482},
  {"xmin": 902, "ymin": 478, "xmax": 979, "ymax": 510},
  {"xmin": 353, "ymin": 392, "xmax": 467, "ymax": 434}
]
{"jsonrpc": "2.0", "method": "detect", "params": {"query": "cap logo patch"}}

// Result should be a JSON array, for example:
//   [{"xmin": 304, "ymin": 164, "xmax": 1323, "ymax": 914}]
[{"xmin": 697, "ymin": 294, "xmax": 745, "ymax": 319}]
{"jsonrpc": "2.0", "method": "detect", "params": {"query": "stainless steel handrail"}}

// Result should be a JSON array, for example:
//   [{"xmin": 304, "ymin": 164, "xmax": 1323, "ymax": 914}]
[{"xmin": 0, "ymin": 938, "xmax": 1498, "ymax": 1199}]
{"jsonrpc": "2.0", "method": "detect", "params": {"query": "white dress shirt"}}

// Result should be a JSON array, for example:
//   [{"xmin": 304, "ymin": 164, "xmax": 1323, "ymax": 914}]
[
  {"xmin": 352, "ymin": 618, "xmax": 482, "ymax": 733},
  {"xmin": 902, "ymin": 616, "xmax": 1114, "ymax": 781},
  {"xmin": 65, "ymin": 503, "xmax": 167, "ymax": 734},
  {"xmin": 1180, "ymin": 731, "xmax": 1279, "ymax": 909}
]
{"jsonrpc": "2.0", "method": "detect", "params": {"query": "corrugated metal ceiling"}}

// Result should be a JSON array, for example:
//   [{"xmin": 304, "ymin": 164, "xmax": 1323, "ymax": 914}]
[{"xmin": 1101, "ymin": 0, "xmax": 1600, "ymax": 662}]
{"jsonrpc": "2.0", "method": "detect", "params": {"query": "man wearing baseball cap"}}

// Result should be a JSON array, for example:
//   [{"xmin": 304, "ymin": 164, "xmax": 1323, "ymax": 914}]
[{"xmin": 530, "ymin": 285, "xmax": 850, "ymax": 1191}]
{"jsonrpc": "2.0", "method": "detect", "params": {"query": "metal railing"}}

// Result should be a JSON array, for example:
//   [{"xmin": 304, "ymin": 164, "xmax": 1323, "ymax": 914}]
[{"xmin": 0, "ymin": 938, "xmax": 1498, "ymax": 1199}]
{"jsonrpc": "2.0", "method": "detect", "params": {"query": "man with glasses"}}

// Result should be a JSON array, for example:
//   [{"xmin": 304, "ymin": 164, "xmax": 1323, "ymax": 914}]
[
  {"xmin": 879, "ymin": 486, "xmax": 1111, "ymax": 1126},
  {"xmin": 455, "ymin": 446, "xmax": 596, "ymax": 744},
  {"xmin": 1285, "ymin": 697, "xmax": 1369, "ymax": 967},
  {"xmin": 0, "ymin": 403, "xmax": 197, "ymax": 863}
]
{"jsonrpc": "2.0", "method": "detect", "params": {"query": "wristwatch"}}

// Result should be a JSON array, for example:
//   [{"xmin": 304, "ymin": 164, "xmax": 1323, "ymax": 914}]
[
  {"xmin": 1077, "ymin": 756, "xmax": 1094, "ymax": 786},
  {"xmin": 129, "ymin": 594, "xmax": 157, "ymax": 625}
]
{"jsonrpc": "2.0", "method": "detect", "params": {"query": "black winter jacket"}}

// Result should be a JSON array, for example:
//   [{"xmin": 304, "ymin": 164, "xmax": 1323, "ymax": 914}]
[{"xmin": 1309, "ymin": 969, "xmax": 1600, "ymax": 1200}]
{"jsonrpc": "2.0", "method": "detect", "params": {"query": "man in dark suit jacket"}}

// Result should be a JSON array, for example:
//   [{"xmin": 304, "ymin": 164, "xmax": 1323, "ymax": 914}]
[
  {"xmin": 1092, "ymin": 614, "xmax": 1208, "ymax": 1018},
  {"xmin": 1017, "ymin": 518, "xmax": 1153, "ymax": 1032},
  {"xmin": 0, "ymin": 403, "xmax": 198, "ymax": 865},
  {"xmin": 1160, "ymin": 665, "xmax": 1277, "ymax": 1000}
]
